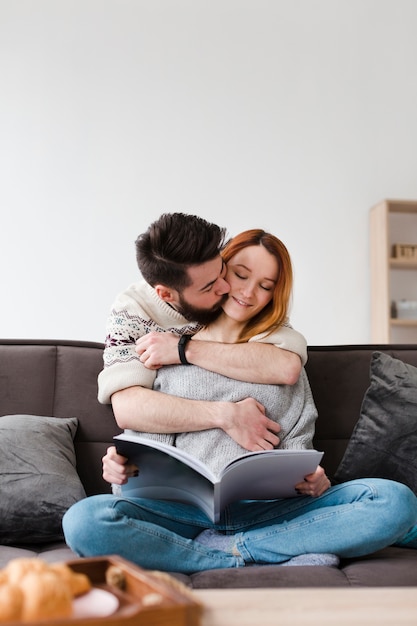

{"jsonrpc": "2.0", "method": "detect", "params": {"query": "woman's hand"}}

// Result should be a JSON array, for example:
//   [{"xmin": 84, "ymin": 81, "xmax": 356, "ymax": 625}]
[
  {"xmin": 295, "ymin": 465, "xmax": 331, "ymax": 497},
  {"xmin": 102, "ymin": 445, "xmax": 138, "ymax": 485}
]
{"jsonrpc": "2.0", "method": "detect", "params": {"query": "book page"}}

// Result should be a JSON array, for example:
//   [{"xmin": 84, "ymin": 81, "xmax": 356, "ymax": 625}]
[
  {"xmin": 114, "ymin": 437, "xmax": 218, "ymax": 520},
  {"xmin": 216, "ymin": 449, "xmax": 323, "ymax": 515},
  {"xmin": 115, "ymin": 433, "xmax": 217, "ymax": 481}
]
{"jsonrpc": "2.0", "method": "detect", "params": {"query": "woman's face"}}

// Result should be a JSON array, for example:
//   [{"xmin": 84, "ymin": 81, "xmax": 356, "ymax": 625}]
[{"xmin": 222, "ymin": 245, "xmax": 278, "ymax": 323}]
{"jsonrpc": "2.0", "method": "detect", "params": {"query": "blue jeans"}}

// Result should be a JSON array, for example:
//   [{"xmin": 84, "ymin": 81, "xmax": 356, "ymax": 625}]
[{"xmin": 63, "ymin": 478, "xmax": 417, "ymax": 574}]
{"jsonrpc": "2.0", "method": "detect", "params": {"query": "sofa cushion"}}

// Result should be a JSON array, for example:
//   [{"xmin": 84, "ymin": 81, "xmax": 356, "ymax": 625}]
[
  {"xmin": 0, "ymin": 414, "xmax": 86, "ymax": 545},
  {"xmin": 334, "ymin": 351, "xmax": 417, "ymax": 493}
]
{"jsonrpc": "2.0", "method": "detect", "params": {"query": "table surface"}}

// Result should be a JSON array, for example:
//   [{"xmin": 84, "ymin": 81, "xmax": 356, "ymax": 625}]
[{"xmin": 194, "ymin": 587, "xmax": 417, "ymax": 626}]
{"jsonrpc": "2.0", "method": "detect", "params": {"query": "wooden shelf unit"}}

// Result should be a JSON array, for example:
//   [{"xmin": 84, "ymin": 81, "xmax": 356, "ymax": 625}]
[
  {"xmin": 370, "ymin": 199, "xmax": 417, "ymax": 343},
  {"xmin": 389, "ymin": 258, "xmax": 417, "ymax": 270}
]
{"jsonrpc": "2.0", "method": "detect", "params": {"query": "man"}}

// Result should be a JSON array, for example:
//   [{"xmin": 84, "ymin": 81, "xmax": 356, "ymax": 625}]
[{"xmin": 98, "ymin": 212, "xmax": 307, "ymax": 451}]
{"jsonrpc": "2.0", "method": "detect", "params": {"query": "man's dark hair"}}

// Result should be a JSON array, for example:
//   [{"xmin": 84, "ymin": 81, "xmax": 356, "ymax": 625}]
[{"xmin": 135, "ymin": 213, "xmax": 228, "ymax": 290}]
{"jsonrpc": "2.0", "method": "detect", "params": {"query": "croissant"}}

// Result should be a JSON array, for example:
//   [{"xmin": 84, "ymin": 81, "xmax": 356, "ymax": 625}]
[
  {"xmin": 0, "ymin": 582, "xmax": 24, "ymax": 622},
  {"xmin": 20, "ymin": 570, "xmax": 73, "ymax": 621},
  {"xmin": 0, "ymin": 557, "xmax": 92, "ymax": 623}
]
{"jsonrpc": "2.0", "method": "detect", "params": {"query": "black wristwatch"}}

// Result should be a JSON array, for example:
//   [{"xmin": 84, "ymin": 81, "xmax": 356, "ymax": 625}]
[{"xmin": 178, "ymin": 334, "xmax": 193, "ymax": 365}]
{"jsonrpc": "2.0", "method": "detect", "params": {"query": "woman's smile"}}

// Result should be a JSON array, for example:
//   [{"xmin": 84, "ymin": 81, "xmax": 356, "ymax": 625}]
[{"xmin": 232, "ymin": 296, "xmax": 252, "ymax": 308}]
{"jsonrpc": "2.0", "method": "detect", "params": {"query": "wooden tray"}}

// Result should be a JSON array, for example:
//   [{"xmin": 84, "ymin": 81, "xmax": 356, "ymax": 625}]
[{"xmin": 7, "ymin": 556, "xmax": 202, "ymax": 626}]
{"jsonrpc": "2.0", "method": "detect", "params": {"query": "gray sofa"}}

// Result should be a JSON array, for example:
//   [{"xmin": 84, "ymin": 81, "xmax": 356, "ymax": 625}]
[{"xmin": 1, "ymin": 339, "xmax": 416, "ymax": 588}]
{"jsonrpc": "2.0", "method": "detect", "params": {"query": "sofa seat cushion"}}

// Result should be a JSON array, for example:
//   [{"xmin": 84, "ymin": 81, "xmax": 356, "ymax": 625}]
[
  {"xmin": 188, "ymin": 564, "xmax": 349, "ymax": 588},
  {"xmin": 0, "ymin": 543, "xmax": 77, "ymax": 569},
  {"xmin": 0, "ymin": 414, "xmax": 86, "ymax": 545},
  {"xmin": 340, "ymin": 546, "xmax": 417, "ymax": 587},
  {"xmin": 187, "ymin": 547, "xmax": 417, "ymax": 588}
]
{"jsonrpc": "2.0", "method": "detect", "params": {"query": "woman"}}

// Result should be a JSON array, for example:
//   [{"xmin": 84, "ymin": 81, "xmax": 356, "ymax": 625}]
[
  {"xmin": 104, "ymin": 229, "xmax": 327, "ymax": 490},
  {"xmin": 63, "ymin": 230, "xmax": 417, "ymax": 573}
]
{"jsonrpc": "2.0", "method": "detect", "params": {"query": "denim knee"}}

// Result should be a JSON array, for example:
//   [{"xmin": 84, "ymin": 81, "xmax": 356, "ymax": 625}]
[
  {"xmin": 374, "ymin": 479, "xmax": 417, "ymax": 533},
  {"xmin": 386, "ymin": 481, "xmax": 417, "ymax": 544},
  {"xmin": 62, "ymin": 495, "xmax": 112, "ymax": 555}
]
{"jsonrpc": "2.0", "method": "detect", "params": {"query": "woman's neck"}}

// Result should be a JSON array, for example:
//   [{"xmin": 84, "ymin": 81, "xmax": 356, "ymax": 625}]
[{"xmin": 194, "ymin": 312, "xmax": 245, "ymax": 344}]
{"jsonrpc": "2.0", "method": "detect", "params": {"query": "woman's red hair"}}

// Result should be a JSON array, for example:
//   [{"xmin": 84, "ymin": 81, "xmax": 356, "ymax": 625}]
[{"xmin": 221, "ymin": 229, "xmax": 293, "ymax": 342}]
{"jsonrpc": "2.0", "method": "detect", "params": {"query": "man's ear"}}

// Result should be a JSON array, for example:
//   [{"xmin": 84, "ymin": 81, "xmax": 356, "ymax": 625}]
[{"xmin": 154, "ymin": 284, "xmax": 179, "ymax": 304}]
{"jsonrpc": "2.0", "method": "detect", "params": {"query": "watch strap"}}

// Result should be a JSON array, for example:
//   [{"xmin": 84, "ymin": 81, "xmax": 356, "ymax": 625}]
[{"xmin": 178, "ymin": 334, "xmax": 193, "ymax": 365}]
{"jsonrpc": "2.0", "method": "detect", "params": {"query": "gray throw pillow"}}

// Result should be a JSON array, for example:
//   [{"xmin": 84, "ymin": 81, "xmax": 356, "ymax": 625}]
[
  {"xmin": 0, "ymin": 414, "xmax": 86, "ymax": 545},
  {"xmin": 334, "ymin": 351, "xmax": 417, "ymax": 494}
]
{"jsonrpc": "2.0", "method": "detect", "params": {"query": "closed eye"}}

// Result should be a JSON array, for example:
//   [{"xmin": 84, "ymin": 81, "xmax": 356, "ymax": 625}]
[{"xmin": 236, "ymin": 272, "xmax": 273, "ymax": 291}]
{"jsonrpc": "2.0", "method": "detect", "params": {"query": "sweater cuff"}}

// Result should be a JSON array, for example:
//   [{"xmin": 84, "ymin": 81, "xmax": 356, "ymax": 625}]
[{"xmin": 97, "ymin": 363, "xmax": 156, "ymax": 404}]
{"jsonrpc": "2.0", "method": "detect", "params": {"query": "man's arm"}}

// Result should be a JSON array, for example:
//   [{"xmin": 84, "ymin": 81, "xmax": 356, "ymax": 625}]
[
  {"xmin": 111, "ymin": 385, "xmax": 281, "ymax": 452},
  {"xmin": 136, "ymin": 325, "xmax": 307, "ymax": 385},
  {"xmin": 184, "ymin": 340, "xmax": 301, "ymax": 385}
]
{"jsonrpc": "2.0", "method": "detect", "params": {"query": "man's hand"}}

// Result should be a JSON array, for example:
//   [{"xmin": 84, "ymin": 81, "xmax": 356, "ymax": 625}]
[
  {"xmin": 102, "ymin": 446, "xmax": 138, "ymax": 485},
  {"xmin": 136, "ymin": 332, "xmax": 180, "ymax": 369},
  {"xmin": 221, "ymin": 397, "xmax": 281, "ymax": 451},
  {"xmin": 295, "ymin": 465, "xmax": 330, "ymax": 497},
  {"xmin": 112, "ymin": 389, "xmax": 280, "ymax": 452}
]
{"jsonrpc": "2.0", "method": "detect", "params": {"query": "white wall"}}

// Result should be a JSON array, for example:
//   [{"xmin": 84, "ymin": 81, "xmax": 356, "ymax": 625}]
[{"xmin": 1, "ymin": 0, "xmax": 417, "ymax": 345}]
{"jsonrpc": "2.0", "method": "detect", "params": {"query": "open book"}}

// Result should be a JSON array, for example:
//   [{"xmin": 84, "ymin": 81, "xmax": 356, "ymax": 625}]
[{"xmin": 114, "ymin": 433, "xmax": 323, "ymax": 523}]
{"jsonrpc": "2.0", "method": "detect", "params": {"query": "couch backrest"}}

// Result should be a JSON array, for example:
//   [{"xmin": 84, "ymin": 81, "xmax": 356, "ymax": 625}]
[
  {"xmin": 0, "ymin": 339, "xmax": 121, "ymax": 496},
  {"xmin": 307, "ymin": 344, "xmax": 417, "ymax": 479},
  {"xmin": 1, "ymin": 340, "xmax": 416, "ymax": 492}
]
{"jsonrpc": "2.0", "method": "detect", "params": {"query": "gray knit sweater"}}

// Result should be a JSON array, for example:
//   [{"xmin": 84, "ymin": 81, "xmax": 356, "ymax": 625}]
[{"xmin": 128, "ymin": 364, "xmax": 317, "ymax": 478}]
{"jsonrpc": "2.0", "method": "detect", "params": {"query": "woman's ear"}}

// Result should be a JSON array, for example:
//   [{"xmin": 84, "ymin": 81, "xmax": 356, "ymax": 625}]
[{"xmin": 154, "ymin": 284, "xmax": 178, "ymax": 304}]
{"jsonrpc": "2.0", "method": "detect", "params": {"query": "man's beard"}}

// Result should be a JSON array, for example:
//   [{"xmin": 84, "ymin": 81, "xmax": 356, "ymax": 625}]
[{"xmin": 176, "ymin": 293, "xmax": 226, "ymax": 326}]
